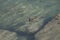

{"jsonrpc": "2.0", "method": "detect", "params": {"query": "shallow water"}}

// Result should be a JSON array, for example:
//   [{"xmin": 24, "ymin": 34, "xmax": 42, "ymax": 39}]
[{"xmin": 0, "ymin": 0, "xmax": 60, "ymax": 40}]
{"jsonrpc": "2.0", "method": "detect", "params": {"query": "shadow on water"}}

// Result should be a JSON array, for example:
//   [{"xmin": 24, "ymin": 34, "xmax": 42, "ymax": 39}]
[
  {"xmin": 25, "ymin": 16, "xmax": 55, "ymax": 40},
  {"xmin": 0, "ymin": 16, "xmax": 55, "ymax": 40},
  {"xmin": 0, "ymin": 25, "xmax": 35, "ymax": 40},
  {"xmin": 16, "ymin": 31, "xmax": 35, "ymax": 40},
  {"xmin": 0, "ymin": 21, "xmax": 26, "ymax": 31},
  {"xmin": 16, "ymin": 16, "xmax": 55, "ymax": 40},
  {"xmin": 33, "ymin": 16, "xmax": 55, "ymax": 34}
]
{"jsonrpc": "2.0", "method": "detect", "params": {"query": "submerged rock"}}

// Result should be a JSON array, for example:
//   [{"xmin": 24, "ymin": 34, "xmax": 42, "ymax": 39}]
[
  {"xmin": 0, "ymin": 0, "xmax": 60, "ymax": 40},
  {"xmin": 35, "ymin": 14, "xmax": 60, "ymax": 40}
]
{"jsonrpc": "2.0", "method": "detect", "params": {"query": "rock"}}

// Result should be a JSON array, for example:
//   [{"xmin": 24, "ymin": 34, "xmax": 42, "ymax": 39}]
[
  {"xmin": 35, "ymin": 14, "xmax": 60, "ymax": 40},
  {"xmin": 0, "ymin": 0, "xmax": 60, "ymax": 40},
  {"xmin": 0, "ymin": 29, "xmax": 17, "ymax": 40}
]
